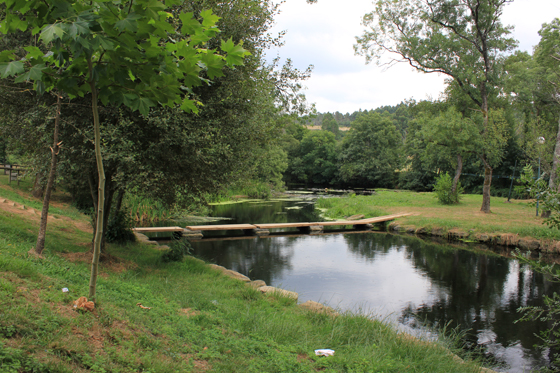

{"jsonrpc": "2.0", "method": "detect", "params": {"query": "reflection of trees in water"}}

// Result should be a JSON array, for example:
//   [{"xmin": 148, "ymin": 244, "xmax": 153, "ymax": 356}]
[
  {"xmin": 210, "ymin": 200, "xmax": 321, "ymax": 225},
  {"xmin": 343, "ymin": 233, "xmax": 403, "ymax": 261},
  {"xmin": 343, "ymin": 232, "xmax": 556, "ymax": 366},
  {"xmin": 191, "ymin": 236, "xmax": 300, "ymax": 285},
  {"xmin": 399, "ymin": 237, "xmax": 553, "ymax": 365}
]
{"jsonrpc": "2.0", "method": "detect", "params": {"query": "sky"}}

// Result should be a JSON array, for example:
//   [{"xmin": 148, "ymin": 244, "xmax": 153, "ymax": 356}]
[{"xmin": 267, "ymin": 0, "xmax": 560, "ymax": 114}]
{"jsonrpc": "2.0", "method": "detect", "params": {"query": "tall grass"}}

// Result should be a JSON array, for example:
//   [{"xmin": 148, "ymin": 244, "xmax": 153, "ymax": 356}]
[
  {"xmin": 123, "ymin": 195, "xmax": 169, "ymax": 223},
  {"xmin": 205, "ymin": 180, "xmax": 276, "ymax": 203}
]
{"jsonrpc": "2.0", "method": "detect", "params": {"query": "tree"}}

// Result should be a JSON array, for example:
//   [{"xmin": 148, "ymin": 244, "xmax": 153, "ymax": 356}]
[
  {"xmin": 418, "ymin": 106, "xmax": 478, "ymax": 194},
  {"xmin": 321, "ymin": 112, "xmax": 340, "ymax": 139},
  {"xmin": 355, "ymin": 0, "xmax": 517, "ymax": 212},
  {"xmin": 0, "ymin": 0, "xmax": 247, "ymax": 301},
  {"xmin": 534, "ymin": 19, "xmax": 560, "ymax": 194},
  {"xmin": 339, "ymin": 111, "xmax": 401, "ymax": 188},
  {"xmin": 290, "ymin": 131, "xmax": 339, "ymax": 185}
]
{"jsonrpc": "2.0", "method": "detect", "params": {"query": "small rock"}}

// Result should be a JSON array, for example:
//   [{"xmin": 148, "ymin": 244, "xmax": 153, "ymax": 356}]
[
  {"xmin": 475, "ymin": 233, "xmax": 491, "ymax": 243},
  {"xmin": 249, "ymin": 280, "xmax": 266, "ymax": 289},
  {"xmin": 518, "ymin": 238, "xmax": 540, "ymax": 251},
  {"xmin": 209, "ymin": 264, "xmax": 226, "ymax": 272},
  {"xmin": 347, "ymin": 214, "xmax": 365, "ymax": 220},
  {"xmin": 259, "ymin": 286, "xmax": 298, "ymax": 301},
  {"xmin": 415, "ymin": 227, "xmax": 427, "ymax": 235},
  {"xmin": 224, "ymin": 269, "xmax": 250, "ymax": 282},
  {"xmin": 448, "ymin": 229, "xmax": 469, "ymax": 240},
  {"xmin": 431, "ymin": 227, "xmax": 445, "ymax": 237},
  {"xmin": 497, "ymin": 233, "xmax": 520, "ymax": 246},
  {"xmin": 405, "ymin": 226, "xmax": 416, "ymax": 234},
  {"xmin": 299, "ymin": 300, "xmax": 339, "ymax": 316}
]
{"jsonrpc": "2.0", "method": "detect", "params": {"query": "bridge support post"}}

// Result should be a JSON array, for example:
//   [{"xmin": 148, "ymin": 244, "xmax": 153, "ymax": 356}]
[
  {"xmin": 375, "ymin": 221, "xmax": 391, "ymax": 231},
  {"xmin": 182, "ymin": 229, "xmax": 203, "ymax": 239},
  {"xmin": 309, "ymin": 225, "xmax": 323, "ymax": 234},
  {"xmin": 252, "ymin": 228, "xmax": 270, "ymax": 236}
]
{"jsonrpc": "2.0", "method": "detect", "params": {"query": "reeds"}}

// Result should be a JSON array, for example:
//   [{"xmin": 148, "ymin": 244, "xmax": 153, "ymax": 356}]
[{"xmin": 124, "ymin": 195, "xmax": 169, "ymax": 223}]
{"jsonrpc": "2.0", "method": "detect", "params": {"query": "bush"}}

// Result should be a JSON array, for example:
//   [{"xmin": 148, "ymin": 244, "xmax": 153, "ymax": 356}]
[
  {"xmin": 433, "ymin": 172, "xmax": 463, "ymax": 205},
  {"xmin": 161, "ymin": 237, "xmax": 192, "ymax": 263},
  {"xmin": 105, "ymin": 210, "xmax": 136, "ymax": 243}
]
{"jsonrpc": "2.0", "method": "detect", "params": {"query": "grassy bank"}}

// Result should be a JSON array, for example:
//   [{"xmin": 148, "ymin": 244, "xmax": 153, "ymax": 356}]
[
  {"xmin": 316, "ymin": 190, "xmax": 560, "ymax": 241},
  {"xmin": 0, "ymin": 178, "xmax": 488, "ymax": 372}
]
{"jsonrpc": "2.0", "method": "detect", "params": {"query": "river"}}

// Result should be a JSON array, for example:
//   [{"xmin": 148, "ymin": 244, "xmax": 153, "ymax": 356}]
[{"xmin": 171, "ymin": 196, "xmax": 557, "ymax": 372}]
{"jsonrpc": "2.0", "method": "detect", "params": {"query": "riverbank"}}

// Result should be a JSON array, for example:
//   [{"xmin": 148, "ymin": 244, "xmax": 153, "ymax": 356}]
[
  {"xmin": 316, "ymin": 190, "xmax": 560, "ymax": 252},
  {"xmin": 0, "ymin": 179, "xmax": 490, "ymax": 372}
]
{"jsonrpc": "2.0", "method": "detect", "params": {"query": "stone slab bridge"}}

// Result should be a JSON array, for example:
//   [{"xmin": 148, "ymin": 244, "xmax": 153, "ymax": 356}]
[{"xmin": 132, "ymin": 213, "xmax": 411, "ymax": 240}]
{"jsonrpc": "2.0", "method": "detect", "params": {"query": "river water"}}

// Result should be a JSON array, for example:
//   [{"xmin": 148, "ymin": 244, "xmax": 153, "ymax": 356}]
[{"xmin": 176, "ymin": 196, "xmax": 556, "ymax": 372}]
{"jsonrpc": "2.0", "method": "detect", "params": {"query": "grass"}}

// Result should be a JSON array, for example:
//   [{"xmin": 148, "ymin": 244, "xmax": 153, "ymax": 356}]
[
  {"xmin": 316, "ymin": 189, "xmax": 560, "ymax": 240},
  {"xmin": 0, "ymin": 185, "xmax": 487, "ymax": 372},
  {"xmin": 0, "ymin": 174, "xmax": 84, "ymax": 221}
]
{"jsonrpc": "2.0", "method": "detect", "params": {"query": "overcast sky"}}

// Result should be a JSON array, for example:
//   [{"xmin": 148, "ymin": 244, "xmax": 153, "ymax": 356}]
[{"xmin": 267, "ymin": 0, "xmax": 560, "ymax": 114}]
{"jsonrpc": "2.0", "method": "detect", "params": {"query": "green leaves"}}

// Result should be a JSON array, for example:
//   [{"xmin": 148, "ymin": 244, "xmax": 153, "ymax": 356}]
[
  {"xmin": 0, "ymin": 0, "xmax": 248, "ymax": 117},
  {"xmin": 14, "ymin": 64, "xmax": 46, "ymax": 83},
  {"xmin": 200, "ymin": 9, "xmax": 220, "ymax": 28},
  {"xmin": 115, "ymin": 13, "xmax": 142, "ymax": 33},
  {"xmin": 40, "ymin": 24, "xmax": 65, "ymax": 43},
  {"xmin": 221, "ymin": 38, "xmax": 250, "ymax": 66},
  {"xmin": 0, "ymin": 61, "xmax": 24, "ymax": 78}
]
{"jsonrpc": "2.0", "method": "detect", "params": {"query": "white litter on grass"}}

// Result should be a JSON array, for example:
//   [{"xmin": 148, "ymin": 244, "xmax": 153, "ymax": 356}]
[
  {"xmin": 314, "ymin": 349, "xmax": 335, "ymax": 357},
  {"xmin": 62, "ymin": 288, "xmax": 69, "ymax": 293}
]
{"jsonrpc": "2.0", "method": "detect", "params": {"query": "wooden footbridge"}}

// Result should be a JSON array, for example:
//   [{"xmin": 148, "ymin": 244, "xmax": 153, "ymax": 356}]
[{"xmin": 132, "ymin": 213, "xmax": 411, "ymax": 240}]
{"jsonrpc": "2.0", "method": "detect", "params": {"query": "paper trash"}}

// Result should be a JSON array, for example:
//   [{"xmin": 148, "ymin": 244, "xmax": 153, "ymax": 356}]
[
  {"xmin": 314, "ymin": 349, "xmax": 335, "ymax": 357},
  {"xmin": 62, "ymin": 288, "xmax": 69, "ymax": 293}
]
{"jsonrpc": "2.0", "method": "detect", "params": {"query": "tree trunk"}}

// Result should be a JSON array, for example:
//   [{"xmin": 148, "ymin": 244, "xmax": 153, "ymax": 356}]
[
  {"xmin": 33, "ymin": 94, "xmax": 62, "ymax": 255},
  {"xmin": 479, "ymin": 87, "xmax": 492, "ymax": 214},
  {"xmin": 89, "ymin": 170, "xmax": 116, "ymax": 255},
  {"xmin": 88, "ymin": 58, "xmax": 105, "ymax": 302},
  {"xmin": 481, "ymin": 162, "xmax": 492, "ymax": 213},
  {"xmin": 451, "ymin": 153, "xmax": 463, "ymax": 195},
  {"xmin": 114, "ymin": 189, "xmax": 125, "ymax": 215},
  {"xmin": 542, "ymin": 116, "xmax": 560, "ymax": 218},
  {"xmin": 32, "ymin": 173, "xmax": 44, "ymax": 199}
]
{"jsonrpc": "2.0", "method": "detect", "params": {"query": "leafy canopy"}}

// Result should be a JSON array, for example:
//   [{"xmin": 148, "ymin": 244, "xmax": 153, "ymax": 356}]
[{"xmin": 0, "ymin": 0, "xmax": 250, "ymax": 115}]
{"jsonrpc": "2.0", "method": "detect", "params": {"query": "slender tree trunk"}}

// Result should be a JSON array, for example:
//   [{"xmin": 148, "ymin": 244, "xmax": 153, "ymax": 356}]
[
  {"xmin": 32, "ymin": 173, "xmax": 44, "ymax": 198},
  {"xmin": 542, "ymin": 116, "xmax": 560, "ymax": 218},
  {"xmin": 33, "ymin": 94, "xmax": 62, "ymax": 255},
  {"xmin": 88, "ymin": 58, "xmax": 105, "ymax": 302},
  {"xmin": 480, "ymin": 88, "xmax": 492, "ymax": 214},
  {"xmin": 451, "ymin": 153, "xmax": 463, "ymax": 195},
  {"xmin": 114, "ymin": 189, "xmax": 125, "ymax": 215},
  {"xmin": 481, "ymin": 160, "xmax": 493, "ymax": 213}
]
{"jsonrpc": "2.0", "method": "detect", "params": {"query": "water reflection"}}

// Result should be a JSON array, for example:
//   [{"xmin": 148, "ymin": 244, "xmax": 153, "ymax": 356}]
[{"xmin": 187, "ymin": 199, "xmax": 557, "ymax": 372}]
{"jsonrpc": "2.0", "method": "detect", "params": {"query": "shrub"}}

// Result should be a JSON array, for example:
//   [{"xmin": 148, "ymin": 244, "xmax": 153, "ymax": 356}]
[
  {"xmin": 105, "ymin": 209, "xmax": 136, "ymax": 243},
  {"xmin": 433, "ymin": 172, "xmax": 463, "ymax": 205},
  {"xmin": 161, "ymin": 237, "xmax": 192, "ymax": 263}
]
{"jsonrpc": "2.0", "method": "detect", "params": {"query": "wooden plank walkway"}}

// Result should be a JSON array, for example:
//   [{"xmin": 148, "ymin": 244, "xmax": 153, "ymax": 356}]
[
  {"xmin": 185, "ymin": 213, "xmax": 411, "ymax": 233},
  {"xmin": 134, "ymin": 213, "xmax": 412, "ymax": 239},
  {"xmin": 132, "ymin": 226, "xmax": 184, "ymax": 233}
]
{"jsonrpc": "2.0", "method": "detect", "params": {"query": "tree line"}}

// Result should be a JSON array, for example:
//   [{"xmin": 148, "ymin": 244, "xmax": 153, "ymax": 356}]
[{"xmin": 285, "ymin": 0, "xmax": 559, "ymax": 215}]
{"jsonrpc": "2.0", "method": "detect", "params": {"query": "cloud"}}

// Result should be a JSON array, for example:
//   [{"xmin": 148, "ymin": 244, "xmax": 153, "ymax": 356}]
[{"xmin": 267, "ymin": 0, "xmax": 560, "ymax": 113}]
